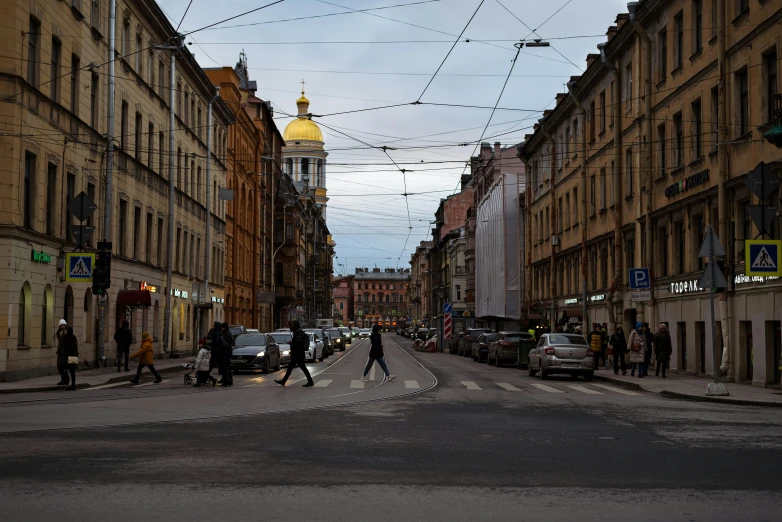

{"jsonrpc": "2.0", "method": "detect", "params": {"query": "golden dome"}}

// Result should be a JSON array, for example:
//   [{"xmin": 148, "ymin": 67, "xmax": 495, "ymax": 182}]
[
  {"xmin": 284, "ymin": 89, "xmax": 323, "ymax": 142},
  {"xmin": 283, "ymin": 118, "xmax": 323, "ymax": 142}
]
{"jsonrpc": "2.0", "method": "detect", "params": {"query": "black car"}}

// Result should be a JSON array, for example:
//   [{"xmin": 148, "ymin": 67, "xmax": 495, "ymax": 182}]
[
  {"xmin": 458, "ymin": 328, "xmax": 492, "ymax": 356},
  {"xmin": 227, "ymin": 324, "xmax": 246, "ymax": 341},
  {"xmin": 472, "ymin": 332, "xmax": 498, "ymax": 362},
  {"xmin": 230, "ymin": 333, "xmax": 281, "ymax": 373},
  {"xmin": 324, "ymin": 328, "xmax": 347, "ymax": 352}
]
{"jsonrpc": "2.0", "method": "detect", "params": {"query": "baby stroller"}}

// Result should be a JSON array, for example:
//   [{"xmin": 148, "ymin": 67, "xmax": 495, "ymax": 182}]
[{"xmin": 182, "ymin": 363, "xmax": 196, "ymax": 385}]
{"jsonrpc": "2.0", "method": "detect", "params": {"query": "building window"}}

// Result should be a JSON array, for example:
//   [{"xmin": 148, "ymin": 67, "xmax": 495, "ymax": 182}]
[
  {"xmin": 557, "ymin": 197, "xmax": 563, "ymax": 233},
  {"xmin": 610, "ymin": 160, "xmax": 615, "ymax": 206},
  {"xmin": 736, "ymin": 68, "xmax": 749, "ymax": 136},
  {"xmin": 600, "ymin": 167, "xmax": 606, "ymax": 210},
  {"xmin": 564, "ymin": 193, "xmax": 570, "ymax": 228},
  {"xmin": 90, "ymin": 72, "xmax": 99, "ymax": 129},
  {"xmin": 70, "ymin": 54, "xmax": 80, "ymax": 117},
  {"xmin": 657, "ymin": 27, "xmax": 667, "ymax": 82},
  {"xmin": 676, "ymin": 221, "xmax": 686, "ymax": 275},
  {"xmin": 23, "ymin": 152, "xmax": 35, "ymax": 229},
  {"xmin": 588, "ymin": 100, "xmax": 595, "ymax": 141},
  {"xmin": 737, "ymin": 0, "xmax": 749, "ymax": 15},
  {"xmin": 674, "ymin": 11, "xmax": 684, "ymax": 69},
  {"xmin": 120, "ymin": 101, "xmax": 128, "ymax": 150},
  {"xmin": 18, "ymin": 287, "xmax": 27, "ymax": 346},
  {"xmin": 711, "ymin": 0, "xmax": 718, "ymax": 39},
  {"xmin": 158, "ymin": 60, "xmax": 165, "ymax": 97},
  {"xmin": 133, "ymin": 206, "xmax": 141, "ymax": 260},
  {"xmin": 145, "ymin": 211, "xmax": 153, "ymax": 264},
  {"xmin": 86, "ymin": 182, "xmax": 95, "ymax": 247},
  {"xmin": 91, "ymin": 0, "xmax": 100, "ymax": 29},
  {"xmin": 184, "ymin": 91, "xmax": 189, "ymax": 125},
  {"xmin": 624, "ymin": 62, "xmax": 632, "ymax": 112},
  {"xmin": 46, "ymin": 163, "xmax": 57, "ymax": 236},
  {"xmin": 599, "ymin": 90, "xmax": 606, "ymax": 132},
  {"xmin": 135, "ymin": 34, "xmax": 142, "ymax": 71},
  {"xmin": 177, "ymin": 148, "xmax": 182, "ymax": 187},
  {"xmin": 564, "ymin": 127, "xmax": 570, "ymax": 159},
  {"xmin": 122, "ymin": 18, "xmax": 130, "ymax": 59},
  {"xmin": 49, "ymin": 36, "xmax": 62, "ymax": 103},
  {"xmin": 590, "ymin": 176, "xmax": 596, "ymax": 216},
  {"xmin": 197, "ymin": 106, "xmax": 202, "ymax": 140},
  {"xmin": 157, "ymin": 217, "xmax": 164, "ymax": 266},
  {"xmin": 674, "ymin": 112, "xmax": 684, "ymax": 167},
  {"xmin": 135, "ymin": 112, "xmax": 142, "ymax": 160},
  {"xmin": 710, "ymin": 86, "xmax": 718, "ymax": 149},
  {"xmin": 763, "ymin": 48, "xmax": 778, "ymax": 124},
  {"xmin": 27, "ymin": 16, "xmax": 40, "ymax": 86},
  {"xmin": 625, "ymin": 148, "xmax": 633, "ymax": 198},
  {"xmin": 572, "ymin": 187, "xmax": 578, "ymax": 225},
  {"xmin": 175, "ymin": 227, "xmax": 181, "ymax": 272},
  {"xmin": 692, "ymin": 98, "xmax": 702, "ymax": 159},
  {"xmin": 657, "ymin": 122, "xmax": 666, "ymax": 177},
  {"xmin": 64, "ymin": 286, "xmax": 74, "ymax": 326},
  {"xmin": 118, "ymin": 200, "xmax": 128, "ymax": 256},
  {"xmin": 693, "ymin": 0, "xmax": 703, "ymax": 53},
  {"xmin": 65, "ymin": 172, "xmax": 75, "ymax": 231},
  {"xmin": 158, "ymin": 132, "xmax": 165, "ymax": 175}
]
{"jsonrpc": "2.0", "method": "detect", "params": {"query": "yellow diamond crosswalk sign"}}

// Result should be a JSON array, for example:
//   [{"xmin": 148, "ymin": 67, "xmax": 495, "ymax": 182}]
[
  {"xmin": 745, "ymin": 240, "xmax": 782, "ymax": 277},
  {"xmin": 65, "ymin": 253, "xmax": 95, "ymax": 282}
]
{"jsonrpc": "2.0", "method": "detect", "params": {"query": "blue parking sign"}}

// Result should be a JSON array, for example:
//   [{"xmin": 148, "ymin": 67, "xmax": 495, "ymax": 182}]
[{"xmin": 629, "ymin": 268, "xmax": 650, "ymax": 289}]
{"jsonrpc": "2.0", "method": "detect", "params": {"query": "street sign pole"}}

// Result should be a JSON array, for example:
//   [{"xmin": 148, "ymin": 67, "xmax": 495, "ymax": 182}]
[{"xmin": 698, "ymin": 226, "xmax": 729, "ymax": 397}]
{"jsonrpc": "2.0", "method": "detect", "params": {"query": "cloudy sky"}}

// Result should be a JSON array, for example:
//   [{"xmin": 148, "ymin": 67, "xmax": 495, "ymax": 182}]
[{"xmin": 159, "ymin": 0, "xmax": 627, "ymax": 275}]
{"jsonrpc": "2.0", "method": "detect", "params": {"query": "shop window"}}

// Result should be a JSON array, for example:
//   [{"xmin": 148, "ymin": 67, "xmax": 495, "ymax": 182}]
[
  {"xmin": 18, "ymin": 283, "xmax": 31, "ymax": 346},
  {"xmin": 64, "ymin": 286, "xmax": 74, "ymax": 326},
  {"xmin": 677, "ymin": 322, "xmax": 687, "ymax": 371},
  {"xmin": 84, "ymin": 288, "xmax": 93, "ymax": 343}
]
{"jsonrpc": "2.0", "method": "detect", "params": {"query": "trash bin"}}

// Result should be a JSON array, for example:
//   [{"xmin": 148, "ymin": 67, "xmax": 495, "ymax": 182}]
[{"xmin": 517, "ymin": 339, "xmax": 535, "ymax": 370}]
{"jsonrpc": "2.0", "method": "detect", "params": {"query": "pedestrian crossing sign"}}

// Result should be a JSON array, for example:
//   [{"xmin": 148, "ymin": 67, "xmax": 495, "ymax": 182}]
[
  {"xmin": 745, "ymin": 240, "xmax": 782, "ymax": 277},
  {"xmin": 65, "ymin": 253, "xmax": 95, "ymax": 282}
]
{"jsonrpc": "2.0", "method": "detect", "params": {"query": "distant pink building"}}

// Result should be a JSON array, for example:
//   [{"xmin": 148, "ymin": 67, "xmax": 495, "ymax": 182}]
[{"xmin": 332, "ymin": 276, "xmax": 354, "ymax": 325}]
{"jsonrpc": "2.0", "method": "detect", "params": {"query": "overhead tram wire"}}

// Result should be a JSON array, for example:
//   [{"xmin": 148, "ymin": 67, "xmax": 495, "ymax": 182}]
[{"xmin": 175, "ymin": 0, "xmax": 194, "ymax": 31}]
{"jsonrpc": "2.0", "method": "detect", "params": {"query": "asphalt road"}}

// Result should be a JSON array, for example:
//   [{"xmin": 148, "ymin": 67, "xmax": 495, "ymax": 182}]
[{"xmin": 1, "ymin": 333, "xmax": 781, "ymax": 521}]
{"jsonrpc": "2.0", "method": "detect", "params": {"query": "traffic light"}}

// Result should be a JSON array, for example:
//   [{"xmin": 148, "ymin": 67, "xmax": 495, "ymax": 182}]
[{"xmin": 92, "ymin": 241, "xmax": 112, "ymax": 294}]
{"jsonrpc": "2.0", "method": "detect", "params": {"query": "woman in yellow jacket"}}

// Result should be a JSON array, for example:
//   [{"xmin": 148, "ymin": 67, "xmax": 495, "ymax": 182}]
[{"xmin": 129, "ymin": 332, "xmax": 162, "ymax": 384}]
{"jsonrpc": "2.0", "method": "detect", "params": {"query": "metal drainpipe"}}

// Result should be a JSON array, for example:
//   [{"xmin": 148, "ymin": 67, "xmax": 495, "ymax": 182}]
[
  {"xmin": 567, "ymin": 82, "xmax": 588, "ymax": 332},
  {"xmin": 541, "ymin": 128, "xmax": 557, "ymax": 330},
  {"xmin": 598, "ymin": 43, "xmax": 622, "ymax": 332},
  {"xmin": 519, "ymin": 150, "xmax": 533, "ymax": 320},
  {"xmin": 629, "ymin": 2, "xmax": 656, "ymax": 329},
  {"xmin": 204, "ymin": 88, "xmax": 219, "ymax": 331},
  {"xmin": 717, "ymin": 0, "xmax": 730, "ymax": 376}
]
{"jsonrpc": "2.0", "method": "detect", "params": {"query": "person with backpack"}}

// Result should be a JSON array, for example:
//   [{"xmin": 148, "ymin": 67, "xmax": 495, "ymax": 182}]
[
  {"xmin": 275, "ymin": 320, "xmax": 314, "ymax": 387},
  {"xmin": 588, "ymin": 324, "xmax": 603, "ymax": 370},
  {"xmin": 361, "ymin": 324, "xmax": 396, "ymax": 382},
  {"xmin": 609, "ymin": 326, "xmax": 627, "ymax": 375},
  {"xmin": 627, "ymin": 322, "xmax": 647, "ymax": 378},
  {"xmin": 114, "ymin": 320, "xmax": 133, "ymax": 372},
  {"xmin": 654, "ymin": 324, "xmax": 673, "ymax": 377},
  {"xmin": 193, "ymin": 339, "xmax": 217, "ymax": 387},
  {"xmin": 129, "ymin": 332, "xmax": 162, "ymax": 384}
]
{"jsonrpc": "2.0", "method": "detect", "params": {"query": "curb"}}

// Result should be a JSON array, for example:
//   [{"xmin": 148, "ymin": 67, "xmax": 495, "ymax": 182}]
[
  {"xmin": 0, "ymin": 362, "xmax": 192, "ymax": 395},
  {"xmin": 592, "ymin": 374, "xmax": 646, "ymax": 391},
  {"xmin": 660, "ymin": 390, "xmax": 782, "ymax": 408}
]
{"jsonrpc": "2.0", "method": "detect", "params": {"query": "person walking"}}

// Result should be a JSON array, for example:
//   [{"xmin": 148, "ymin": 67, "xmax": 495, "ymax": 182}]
[
  {"xmin": 219, "ymin": 322, "xmax": 234, "ymax": 387},
  {"xmin": 129, "ymin": 332, "xmax": 162, "ymax": 384},
  {"xmin": 114, "ymin": 320, "xmax": 133, "ymax": 373},
  {"xmin": 361, "ymin": 324, "xmax": 396, "ymax": 382},
  {"xmin": 55, "ymin": 319, "xmax": 70, "ymax": 386},
  {"xmin": 642, "ymin": 322, "xmax": 654, "ymax": 377},
  {"xmin": 588, "ymin": 324, "xmax": 603, "ymax": 370},
  {"xmin": 208, "ymin": 322, "xmax": 222, "ymax": 381},
  {"xmin": 600, "ymin": 323, "xmax": 609, "ymax": 367},
  {"xmin": 654, "ymin": 324, "xmax": 673, "ymax": 377},
  {"xmin": 193, "ymin": 340, "xmax": 217, "ymax": 387},
  {"xmin": 627, "ymin": 322, "xmax": 647, "ymax": 377},
  {"xmin": 63, "ymin": 326, "xmax": 79, "ymax": 391},
  {"xmin": 275, "ymin": 320, "xmax": 314, "ymax": 387},
  {"xmin": 609, "ymin": 326, "xmax": 627, "ymax": 375}
]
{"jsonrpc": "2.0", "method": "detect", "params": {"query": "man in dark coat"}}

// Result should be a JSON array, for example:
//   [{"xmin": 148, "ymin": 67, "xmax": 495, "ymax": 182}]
[
  {"xmin": 654, "ymin": 324, "xmax": 673, "ymax": 377},
  {"xmin": 275, "ymin": 320, "xmax": 314, "ymax": 387},
  {"xmin": 208, "ymin": 321, "xmax": 223, "ymax": 379},
  {"xmin": 113, "ymin": 320, "xmax": 133, "ymax": 372},
  {"xmin": 642, "ymin": 322, "xmax": 654, "ymax": 376},
  {"xmin": 219, "ymin": 322, "xmax": 234, "ymax": 387}
]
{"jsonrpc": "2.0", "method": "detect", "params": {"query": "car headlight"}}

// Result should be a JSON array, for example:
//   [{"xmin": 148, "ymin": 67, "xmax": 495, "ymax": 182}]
[
  {"xmin": 256, "ymin": 351, "xmax": 266, "ymax": 357},
  {"xmin": 282, "ymin": 350, "xmax": 290, "ymax": 355}
]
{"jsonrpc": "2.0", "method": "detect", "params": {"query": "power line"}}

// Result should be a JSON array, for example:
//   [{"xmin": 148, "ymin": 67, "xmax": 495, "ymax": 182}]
[{"xmin": 175, "ymin": 0, "xmax": 194, "ymax": 32}]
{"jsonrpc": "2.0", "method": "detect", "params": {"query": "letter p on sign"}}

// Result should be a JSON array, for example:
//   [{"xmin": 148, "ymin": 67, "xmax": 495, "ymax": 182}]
[{"xmin": 629, "ymin": 268, "xmax": 650, "ymax": 289}]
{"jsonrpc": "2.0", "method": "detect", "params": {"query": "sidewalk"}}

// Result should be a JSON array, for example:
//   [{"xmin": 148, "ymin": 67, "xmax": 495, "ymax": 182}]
[
  {"xmin": 0, "ymin": 357, "xmax": 194, "ymax": 394},
  {"xmin": 594, "ymin": 367, "xmax": 782, "ymax": 407}
]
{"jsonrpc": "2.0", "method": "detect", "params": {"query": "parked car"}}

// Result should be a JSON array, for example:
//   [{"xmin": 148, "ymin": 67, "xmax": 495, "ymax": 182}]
[
  {"xmin": 487, "ymin": 332, "xmax": 532, "ymax": 367},
  {"xmin": 305, "ymin": 329, "xmax": 332, "ymax": 358},
  {"xmin": 303, "ymin": 331, "xmax": 325, "ymax": 362},
  {"xmin": 244, "ymin": 328, "xmax": 260, "ymax": 333},
  {"xmin": 229, "ymin": 333, "xmax": 281, "ymax": 373},
  {"xmin": 359, "ymin": 328, "xmax": 371, "ymax": 339},
  {"xmin": 428, "ymin": 328, "xmax": 437, "ymax": 339},
  {"xmin": 324, "ymin": 328, "xmax": 347, "ymax": 351},
  {"xmin": 458, "ymin": 328, "xmax": 491, "ymax": 356},
  {"xmin": 267, "ymin": 331, "xmax": 293, "ymax": 366},
  {"xmin": 528, "ymin": 333, "xmax": 594, "ymax": 380},
  {"xmin": 227, "ymin": 324, "xmax": 246, "ymax": 340},
  {"xmin": 472, "ymin": 332, "xmax": 498, "ymax": 362},
  {"xmin": 338, "ymin": 327, "xmax": 353, "ymax": 344},
  {"xmin": 416, "ymin": 328, "xmax": 429, "ymax": 341},
  {"xmin": 352, "ymin": 327, "xmax": 360, "ymax": 337}
]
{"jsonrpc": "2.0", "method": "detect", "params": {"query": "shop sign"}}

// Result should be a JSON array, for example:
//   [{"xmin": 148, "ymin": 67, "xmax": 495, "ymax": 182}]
[
  {"xmin": 31, "ymin": 249, "xmax": 51, "ymax": 263},
  {"xmin": 171, "ymin": 288, "xmax": 189, "ymax": 299},
  {"xmin": 631, "ymin": 290, "xmax": 652, "ymax": 302},
  {"xmin": 734, "ymin": 274, "xmax": 780, "ymax": 285},
  {"xmin": 665, "ymin": 169, "xmax": 709, "ymax": 198},
  {"xmin": 669, "ymin": 280, "xmax": 704, "ymax": 294},
  {"xmin": 211, "ymin": 296, "xmax": 224, "ymax": 304},
  {"xmin": 139, "ymin": 281, "xmax": 157, "ymax": 293},
  {"xmin": 564, "ymin": 298, "xmax": 579, "ymax": 305},
  {"xmin": 589, "ymin": 294, "xmax": 605, "ymax": 302}
]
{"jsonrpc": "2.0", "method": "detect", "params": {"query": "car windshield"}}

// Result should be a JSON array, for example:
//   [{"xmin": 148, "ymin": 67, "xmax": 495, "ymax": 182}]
[
  {"xmin": 234, "ymin": 334, "xmax": 266, "ymax": 347},
  {"xmin": 485, "ymin": 333, "xmax": 498, "ymax": 342},
  {"xmin": 504, "ymin": 334, "xmax": 524, "ymax": 342},
  {"xmin": 229, "ymin": 327, "xmax": 243, "ymax": 337},
  {"xmin": 339, "ymin": 328, "xmax": 350, "ymax": 335},
  {"xmin": 325, "ymin": 329, "xmax": 341, "ymax": 338},
  {"xmin": 268, "ymin": 333, "xmax": 292, "ymax": 344},
  {"xmin": 548, "ymin": 334, "xmax": 588, "ymax": 345}
]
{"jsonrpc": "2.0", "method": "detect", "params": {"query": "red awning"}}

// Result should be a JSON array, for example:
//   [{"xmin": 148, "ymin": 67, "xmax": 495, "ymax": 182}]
[{"xmin": 116, "ymin": 290, "xmax": 152, "ymax": 309}]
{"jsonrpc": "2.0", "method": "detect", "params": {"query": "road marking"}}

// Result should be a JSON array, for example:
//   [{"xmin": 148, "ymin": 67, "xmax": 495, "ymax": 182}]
[
  {"xmin": 566, "ymin": 384, "xmax": 603, "ymax": 395},
  {"xmin": 590, "ymin": 383, "xmax": 641, "ymax": 396},
  {"xmin": 369, "ymin": 362, "xmax": 376, "ymax": 381},
  {"xmin": 461, "ymin": 381, "xmax": 481, "ymax": 390},
  {"xmin": 86, "ymin": 382, "xmax": 130, "ymax": 391},
  {"xmin": 349, "ymin": 380, "xmax": 365, "ymax": 389},
  {"xmin": 134, "ymin": 380, "xmax": 166, "ymax": 387},
  {"xmin": 496, "ymin": 382, "xmax": 521, "ymax": 391},
  {"xmin": 405, "ymin": 380, "xmax": 420, "ymax": 389},
  {"xmin": 528, "ymin": 383, "xmax": 564, "ymax": 393},
  {"xmin": 314, "ymin": 379, "xmax": 332, "ymax": 388}
]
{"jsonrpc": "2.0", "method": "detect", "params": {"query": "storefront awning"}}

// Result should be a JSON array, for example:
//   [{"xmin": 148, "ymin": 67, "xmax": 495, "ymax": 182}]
[{"xmin": 117, "ymin": 290, "xmax": 152, "ymax": 309}]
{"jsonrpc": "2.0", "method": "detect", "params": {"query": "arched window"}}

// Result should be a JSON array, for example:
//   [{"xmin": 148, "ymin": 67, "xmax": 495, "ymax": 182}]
[
  {"xmin": 64, "ymin": 286, "xmax": 74, "ymax": 326},
  {"xmin": 185, "ymin": 305, "xmax": 191, "ymax": 341},
  {"xmin": 275, "ymin": 262, "xmax": 283, "ymax": 285},
  {"xmin": 385, "ymin": 294, "xmax": 390, "ymax": 303},
  {"xmin": 42, "ymin": 285, "xmax": 54, "ymax": 347},
  {"xmin": 153, "ymin": 300, "xmax": 160, "ymax": 342},
  {"xmin": 18, "ymin": 283, "xmax": 31, "ymax": 346}
]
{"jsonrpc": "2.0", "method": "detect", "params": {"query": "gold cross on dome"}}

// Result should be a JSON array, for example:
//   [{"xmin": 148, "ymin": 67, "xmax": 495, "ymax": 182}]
[{"xmin": 300, "ymin": 79, "xmax": 307, "ymax": 94}]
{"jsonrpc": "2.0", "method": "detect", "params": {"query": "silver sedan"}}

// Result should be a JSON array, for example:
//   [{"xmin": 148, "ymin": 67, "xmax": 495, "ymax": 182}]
[{"xmin": 528, "ymin": 333, "xmax": 595, "ymax": 380}]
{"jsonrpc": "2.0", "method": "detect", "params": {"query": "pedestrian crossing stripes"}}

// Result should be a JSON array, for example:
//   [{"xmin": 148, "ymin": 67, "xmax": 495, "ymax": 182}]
[
  {"xmin": 314, "ymin": 380, "xmax": 332, "ymax": 388},
  {"xmin": 86, "ymin": 382, "xmax": 130, "ymax": 391},
  {"xmin": 405, "ymin": 380, "xmax": 420, "ymax": 389},
  {"xmin": 449, "ymin": 380, "xmax": 644, "ymax": 396},
  {"xmin": 134, "ymin": 380, "xmax": 166, "ymax": 387},
  {"xmin": 565, "ymin": 384, "xmax": 602, "ymax": 395},
  {"xmin": 349, "ymin": 380, "xmax": 365, "ymax": 389},
  {"xmin": 461, "ymin": 381, "xmax": 482, "ymax": 390},
  {"xmin": 496, "ymin": 382, "xmax": 521, "ymax": 391},
  {"xmin": 590, "ymin": 383, "xmax": 641, "ymax": 396},
  {"xmin": 528, "ymin": 383, "xmax": 564, "ymax": 393}
]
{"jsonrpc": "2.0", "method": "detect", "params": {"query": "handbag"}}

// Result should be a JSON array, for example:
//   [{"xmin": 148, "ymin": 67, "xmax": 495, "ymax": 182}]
[
  {"xmin": 607, "ymin": 346, "xmax": 613, "ymax": 356},
  {"xmin": 67, "ymin": 356, "xmax": 79, "ymax": 365}
]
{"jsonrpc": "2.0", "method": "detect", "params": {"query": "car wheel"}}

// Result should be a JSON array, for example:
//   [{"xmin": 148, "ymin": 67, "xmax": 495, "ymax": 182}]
[
  {"xmin": 528, "ymin": 364, "xmax": 537, "ymax": 377},
  {"xmin": 584, "ymin": 372, "xmax": 594, "ymax": 381},
  {"xmin": 261, "ymin": 359, "xmax": 269, "ymax": 374},
  {"xmin": 318, "ymin": 351, "xmax": 324, "ymax": 362},
  {"xmin": 570, "ymin": 373, "xmax": 579, "ymax": 380},
  {"xmin": 274, "ymin": 355, "xmax": 281, "ymax": 372},
  {"xmin": 539, "ymin": 363, "xmax": 548, "ymax": 380}
]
